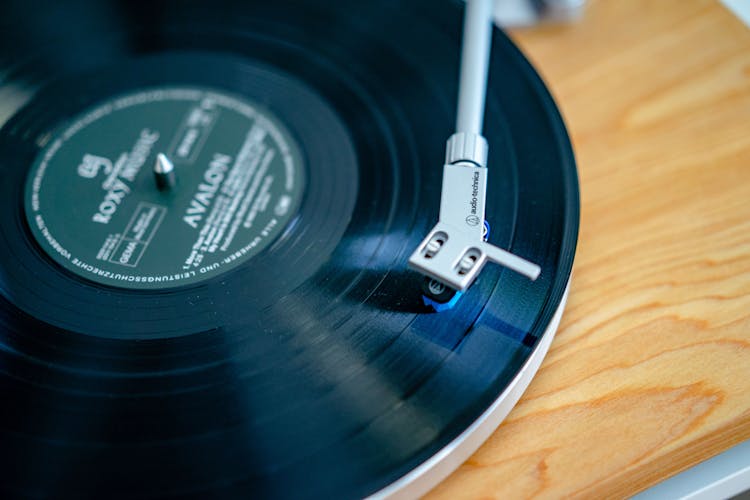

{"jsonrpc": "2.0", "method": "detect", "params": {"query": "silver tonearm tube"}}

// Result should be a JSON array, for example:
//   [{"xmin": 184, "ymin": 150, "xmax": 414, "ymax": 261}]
[{"xmin": 408, "ymin": 0, "xmax": 541, "ymax": 294}]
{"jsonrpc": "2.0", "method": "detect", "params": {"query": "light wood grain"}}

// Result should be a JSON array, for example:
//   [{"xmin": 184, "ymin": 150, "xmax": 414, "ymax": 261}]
[{"xmin": 429, "ymin": 0, "xmax": 750, "ymax": 497}]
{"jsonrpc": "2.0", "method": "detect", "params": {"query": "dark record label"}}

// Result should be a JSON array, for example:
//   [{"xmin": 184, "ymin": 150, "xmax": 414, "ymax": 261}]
[{"xmin": 24, "ymin": 87, "xmax": 305, "ymax": 290}]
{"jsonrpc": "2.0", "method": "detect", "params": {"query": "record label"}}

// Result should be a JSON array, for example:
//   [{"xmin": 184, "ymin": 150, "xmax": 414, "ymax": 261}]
[
  {"xmin": 24, "ymin": 87, "xmax": 305, "ymax": 290},
  {"xmin": 0, "ymin": 1, "xmax": 579, "ymax": 496}
]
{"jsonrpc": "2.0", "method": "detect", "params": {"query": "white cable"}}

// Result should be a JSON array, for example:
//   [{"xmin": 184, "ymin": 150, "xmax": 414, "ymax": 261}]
[{"xmin": 455, "ymin": 0, "xmax": 493, "ymax": 135}]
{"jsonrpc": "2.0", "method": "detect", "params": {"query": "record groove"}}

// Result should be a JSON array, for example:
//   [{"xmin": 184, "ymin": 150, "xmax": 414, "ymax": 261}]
[{"xmin": 0, "ymin": 1, "xmax": 578, "ymax": 498}]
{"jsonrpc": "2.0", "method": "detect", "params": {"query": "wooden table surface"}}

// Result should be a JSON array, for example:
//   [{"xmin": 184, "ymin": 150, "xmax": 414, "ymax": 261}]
[{"xmin": 429, "ymin": 0, "xmax": 750, "ymax": 497}]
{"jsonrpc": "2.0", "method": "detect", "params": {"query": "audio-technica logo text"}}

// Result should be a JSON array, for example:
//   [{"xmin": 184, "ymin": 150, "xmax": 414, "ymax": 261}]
[
  {"xmin": 466, "ymin": 170, "xmax": 480, "ymax": 226},
  {"xmin": 469, "ymin": 171, "xmax": 479, "ymax": 214}
]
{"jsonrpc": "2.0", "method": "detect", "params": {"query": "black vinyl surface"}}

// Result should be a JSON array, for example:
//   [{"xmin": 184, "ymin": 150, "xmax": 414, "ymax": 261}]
[{"xmin": 0, "ymin": 1, "xmax": 579, "ymax": 498}]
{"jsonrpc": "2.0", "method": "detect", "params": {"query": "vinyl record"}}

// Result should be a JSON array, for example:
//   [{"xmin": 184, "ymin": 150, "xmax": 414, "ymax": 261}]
[{"xmin": 0, "ymin": 0, "xmax": 578, "ymax": 498}]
